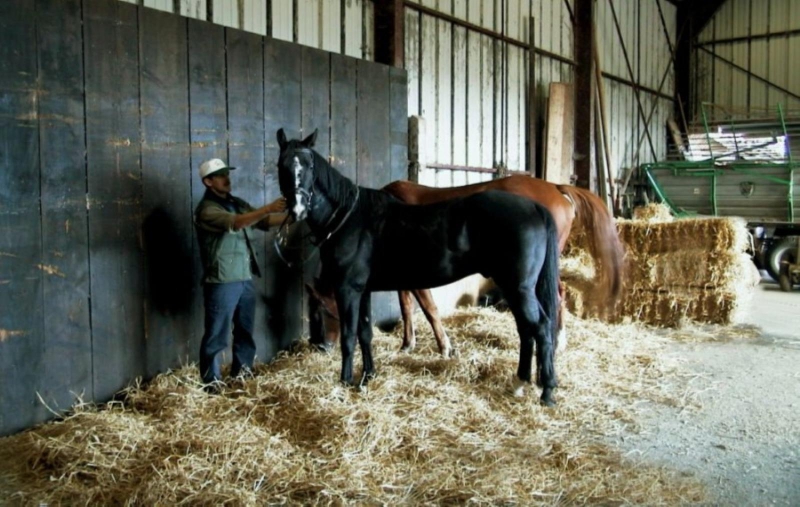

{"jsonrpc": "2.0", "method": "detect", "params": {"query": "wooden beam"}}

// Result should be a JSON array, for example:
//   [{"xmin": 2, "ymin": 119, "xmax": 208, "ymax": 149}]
[
  {"xmin": 406, "ymin": 0, "xmax": 576, "ymax": 67},
  {"xmin": 374, "ymin": 0, "xmax": 404, "ymax": 68},
  {"xmin": 544, "ymin": 83, "xmax": 575, "ymax": 184},
  {"xmin": 573, "ymin": 0, "xmax": 593, "ymax": 190},
  {"xmin": 676, "ymin": 0, "xmax": 727, "ymax": 122},
  {"xmin": 528, "ymin": 16, "xmax": 537, "ymax": 175}
]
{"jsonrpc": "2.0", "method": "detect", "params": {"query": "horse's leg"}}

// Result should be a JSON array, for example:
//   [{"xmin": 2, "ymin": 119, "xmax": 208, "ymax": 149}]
[
  {"xmin": 412, "ymin": 289, "xmax": 453, "ymax": 358},
  {"xmin": 335, "ymin": 287, "xmax": 361, "ymax": 386},
  {"xmin": 500, "ymin": 287, "xmax": 537, "ymax": 397},
  {"xmin": 398, "ymin": 290, "xmax": 416, "ymax": 352},
  {"xmin": 357, "ymin": 291, "xmax": 376, "ymax": 386},
  {"xmin": 556, "ymin": 277, "xmax": 567, "ymax": 354},
  {"xmin": 500, "ymin": 282, "xmax": 557, "ymax": 406}
]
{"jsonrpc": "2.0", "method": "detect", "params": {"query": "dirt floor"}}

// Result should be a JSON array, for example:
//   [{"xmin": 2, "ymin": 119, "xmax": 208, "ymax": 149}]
[{"xmin": 608, "ymin": 275, "xmax": 800, "ymax": 506}]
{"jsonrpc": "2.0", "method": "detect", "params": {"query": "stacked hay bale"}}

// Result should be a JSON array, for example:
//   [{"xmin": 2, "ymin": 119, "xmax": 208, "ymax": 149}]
[{"xmin": 563, "ymin": 204, "xmax": 759, "ymax": 327}]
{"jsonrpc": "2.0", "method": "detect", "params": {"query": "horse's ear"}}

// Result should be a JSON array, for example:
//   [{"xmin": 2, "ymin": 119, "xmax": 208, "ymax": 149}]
[
  {"xmin": 277, "ymin": 129, "xmax": 288, "ymax": 151},
  {"xmin": 302, "ymin": 129, "xmax": 318, "ymax": 148}
]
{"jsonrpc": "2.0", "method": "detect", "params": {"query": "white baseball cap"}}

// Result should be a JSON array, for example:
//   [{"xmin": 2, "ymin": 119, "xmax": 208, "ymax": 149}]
[{"xmin": 199, "ymin": 158, "xmax": 236, "ymax": 179}]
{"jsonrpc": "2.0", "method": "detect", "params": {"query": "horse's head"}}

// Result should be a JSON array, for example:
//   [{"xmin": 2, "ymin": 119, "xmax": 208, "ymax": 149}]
[{"xmin": 277, "ymin": 128, "xmax": 319, "ymax": 221}]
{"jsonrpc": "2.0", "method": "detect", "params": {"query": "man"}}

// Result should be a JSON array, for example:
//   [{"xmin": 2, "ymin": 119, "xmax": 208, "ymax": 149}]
[{"xmin": 194, "ymin": 157, "xmax": 287, "ymax": 390}]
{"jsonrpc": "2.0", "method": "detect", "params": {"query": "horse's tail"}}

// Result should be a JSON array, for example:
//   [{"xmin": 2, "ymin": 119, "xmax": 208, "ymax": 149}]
[
  {"xmin": 536, "ymin": 208, "xmax": 560, "ymax": 352},
  {"xmin": 556, "ymin": 185, "xmax": 625, "ymax": 304}
]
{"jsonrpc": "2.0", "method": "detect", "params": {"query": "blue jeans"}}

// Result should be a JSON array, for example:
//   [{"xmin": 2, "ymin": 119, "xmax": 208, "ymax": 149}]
[{"xmin": 200, "ymin": 280, "xmax": 257, "ymax": 383}]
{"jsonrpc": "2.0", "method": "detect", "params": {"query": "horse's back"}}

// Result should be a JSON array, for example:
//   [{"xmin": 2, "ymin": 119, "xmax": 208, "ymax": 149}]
[
  {"xmin": 365, "ymin": 189, "xmax": 553, "ymax": 290},
  {"xmin": 457, "ymin": 189, "xmax": 554, "ymax": 230},
  {"xmin": 383, "ymin": 175, "xmax": 573, "ymax": 248}
]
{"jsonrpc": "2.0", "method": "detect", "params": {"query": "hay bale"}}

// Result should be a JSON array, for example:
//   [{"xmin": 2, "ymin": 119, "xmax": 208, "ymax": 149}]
[
  {"xmin": 562, "ymin": 215, "xmax": 756, "ymax": 327},
  {"xmin": 0, "ymin": 309, "xmax": 706, "ymax": 505},
  {"xmin": 616, "ymin": 216, "xmax": 748, "ymax": 256},
  {"xmin": 632, "ymin": 203, "xmax": 673, "ymax": 222}
]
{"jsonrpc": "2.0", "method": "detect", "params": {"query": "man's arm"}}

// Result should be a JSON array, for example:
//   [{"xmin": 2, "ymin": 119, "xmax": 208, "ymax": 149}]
[
  {"xmin": 233, "ymin": 197, "xmax": 286, "ymax": 231},
  {"xmin": 255, "ymin": 212, "xmax": 290, "ymax": 230}
]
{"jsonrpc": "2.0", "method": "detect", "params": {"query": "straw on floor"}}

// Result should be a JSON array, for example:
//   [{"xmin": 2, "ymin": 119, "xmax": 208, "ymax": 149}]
[{"xmin": 0, "ymin": 308, "xmax": 706, "ymax": 506}]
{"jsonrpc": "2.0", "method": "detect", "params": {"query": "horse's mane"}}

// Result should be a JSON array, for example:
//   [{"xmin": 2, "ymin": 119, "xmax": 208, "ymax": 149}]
[{"xmin": 310, "ymin": 149, "xmax": 360, "ymax": 208}]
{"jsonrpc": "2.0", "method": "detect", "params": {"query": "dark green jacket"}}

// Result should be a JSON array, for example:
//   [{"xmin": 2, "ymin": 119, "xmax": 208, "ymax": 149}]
[{"xmin": 195, "ymin": 190, "xmax": 263, "ymax": 284}]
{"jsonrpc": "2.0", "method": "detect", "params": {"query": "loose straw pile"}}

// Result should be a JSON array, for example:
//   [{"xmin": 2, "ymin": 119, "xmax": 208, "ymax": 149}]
[
  {"xmin": 563, "ymin": 205, "xmax": 759, "ymax": 327},
  {"xmin": 0, "ymin": 309, "xmax": 705, "ymax": 505}
]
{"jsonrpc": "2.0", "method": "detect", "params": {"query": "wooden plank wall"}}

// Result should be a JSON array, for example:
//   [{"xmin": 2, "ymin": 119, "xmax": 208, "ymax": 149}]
[
  {"xmin": 119, "ymin": 0, "xmax": 375, "ymax": 60},
  {"xmin": 404, "ymin": 0, "xmax": 677, "ymax": 191},
  {"xmin": 0, "ymin": 0, "xmax": 406, "ymax": 437},
  {"xmin": 597, "ymin": 0, "xmax": 675, "ymax": 187},
  {"xmin": 695, "ymin": 0, "xmax": 800, "ymax": 119},
  {"xmin": 405, "ymin": 0, "xmax": 574, "ymax": 186}
]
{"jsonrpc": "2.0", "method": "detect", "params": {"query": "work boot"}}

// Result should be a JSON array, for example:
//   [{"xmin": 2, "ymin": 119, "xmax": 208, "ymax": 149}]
[
  {"xmin": 231, "ymin": 365, "xmax": 255, "ymax": 381},
  {"xmin": 202, "ymin": 379, "xmax": 226, "ymax": 395}
]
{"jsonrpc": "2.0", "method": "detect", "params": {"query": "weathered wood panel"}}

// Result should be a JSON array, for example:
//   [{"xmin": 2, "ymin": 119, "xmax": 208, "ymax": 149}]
[
  {"xmin": 140, "ymin": 8, "xmax": 193, "ymax": 376},
  {"xmin": 300, "ymin": 46, "xmax": 331, "ymax": 337},
  {"xmin": 302, "ymin": 47, "xmax": 331, "ymax": 160},
  {"xmin": 263, "ymin": 38, "xmax": 303, "ymax": 356},
  {"xmin": 36, "ymin": 0, "xmax": 93, "ymax": 419},
  {"xmin": 0, "ymin": 0, "xmax": 45, "ymax": 436},
  {"xmin": 188, "ymin": 19, "xmax": 227, "ymax": 358},
  {"xmin": 0, "ymin": 0, "xmax": 407, "ymax": 437},
  {"xmin": 227, "ymin": 28, "xmax": 270, "ymax": 358},
  {"xmin": 84, "ymin": 0, "xmax": 145, "ymax": 401},
  {"xmin": 543, "ymin": 82, "xmax": 574, "ymax": 184},
  {"xmin": 357, "ymin": 60, "xmax": 396, "ymax": 324},
  {"xmin": 330, "ymin": 54, "xmax": 358, "ymax": 182},
  {"xmin": 390, "ymin": 67, "xmax": 409, "ymax": 183}
]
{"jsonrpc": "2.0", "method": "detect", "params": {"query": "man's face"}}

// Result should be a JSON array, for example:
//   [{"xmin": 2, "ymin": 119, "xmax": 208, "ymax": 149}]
[{"xmin": 203, "ymin": 170, "xmax": 231, "ymax": 195}]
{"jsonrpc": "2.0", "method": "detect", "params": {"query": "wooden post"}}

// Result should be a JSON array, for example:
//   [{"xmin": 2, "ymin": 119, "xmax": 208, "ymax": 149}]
[
  {"xmin": 528, "ymin": 16, "xmax": 537, "ymax": 175},
  {"xmin": 573, "ymin": 0, "xmax": 594, "ymax": 190},
  {"xmin": 543, "ymin": 83, "xmax": 574, "ymax": 184},
  {"xmin": 374, "ymin": 0, "xmax": 404, "ymax": 68},
  {"xmin": 592, "ymin": 25, "xmax": 616, "ymax": 210},
  {"xmin": 408, "ymin": 116, "xmax": 425, "ymax": 182}
]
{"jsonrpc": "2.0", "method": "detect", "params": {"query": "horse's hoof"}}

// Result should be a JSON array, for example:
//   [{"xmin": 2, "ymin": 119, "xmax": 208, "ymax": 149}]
[
  {"xmin": 540, "ymin": 388, "xmax": 556, "ymax": 407},
  {"xmin": 358, "ymin": 371, "xmax": 377, "ymax": 390},
  {"xmin": 556, "ymin": 328, "xmax": 568, "ymax": 354},
  {"xmin": 313, "ymin": 342, "xmax": 334, "ymax": 353},
  {"xmin": 509, "ymin": 376, "xmax": 528, "ymax": 398},
  {"xmin": 399, "ymin": 345, "xmax": 415, "ymax": 354}
]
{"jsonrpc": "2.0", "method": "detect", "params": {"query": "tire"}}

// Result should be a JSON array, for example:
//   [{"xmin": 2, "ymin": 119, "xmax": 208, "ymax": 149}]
[
  {"xmin": 778, "ymin": 267, "xmax": 793, "ymax": 292},
  {"xmin": 765, "ymin": 237, "xmax": 798, "ymax": 282}
]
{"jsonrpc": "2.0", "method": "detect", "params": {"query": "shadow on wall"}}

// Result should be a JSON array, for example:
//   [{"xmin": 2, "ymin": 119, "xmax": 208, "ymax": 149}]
[
  {"xmin": 142, "ymin": 207, "xmax": 193, "ymax": 316},
  {"xmin": 260, "ymin": 220, "xmax": 308, "ymax": 357}
]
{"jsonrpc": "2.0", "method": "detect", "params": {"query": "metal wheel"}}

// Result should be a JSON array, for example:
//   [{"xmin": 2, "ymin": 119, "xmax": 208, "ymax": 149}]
[
  {"xmin": 765, "ymin": 237, "xmax": 798, "ymax": 282},
  {"xmin": 778, "ymin": 265, "xmax": 794, "ymax": 292}
]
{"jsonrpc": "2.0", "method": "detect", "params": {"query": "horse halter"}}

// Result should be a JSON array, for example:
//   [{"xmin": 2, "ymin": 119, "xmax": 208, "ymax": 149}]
[
  {"xmin": 292, "ymin": 148, "xmax": 316, "ymax": 213},
  {"xmin": 274, "ymin": 149, "xmax": 360, "ymax": 268}
]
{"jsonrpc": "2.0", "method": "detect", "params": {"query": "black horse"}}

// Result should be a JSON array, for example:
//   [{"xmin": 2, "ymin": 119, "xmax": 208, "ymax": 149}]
[{"xmin": 276, "ymin": 129, "xmax": 560, "ymax": 405}]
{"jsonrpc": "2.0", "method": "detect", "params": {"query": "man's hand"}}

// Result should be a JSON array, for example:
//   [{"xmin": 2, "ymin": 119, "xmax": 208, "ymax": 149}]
[
  {"xmin": 267, "ymin": 197, "xmax": 287, "ymax": 214},
  {"xmin": 233, "ymin": 197, "xmax": 286, "ymax": 231}
]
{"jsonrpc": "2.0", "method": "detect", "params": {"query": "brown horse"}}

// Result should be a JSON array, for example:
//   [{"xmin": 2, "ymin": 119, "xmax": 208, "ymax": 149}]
[{"xmin": 307, "ymin": 174, "xmax": 624, "ymax": 357}]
